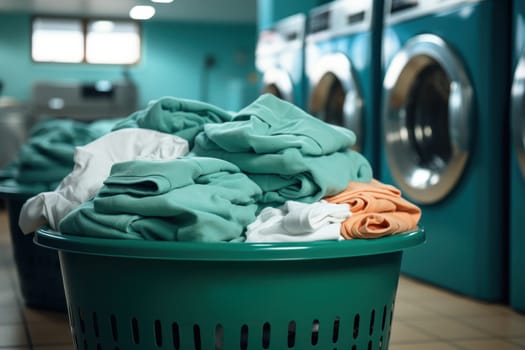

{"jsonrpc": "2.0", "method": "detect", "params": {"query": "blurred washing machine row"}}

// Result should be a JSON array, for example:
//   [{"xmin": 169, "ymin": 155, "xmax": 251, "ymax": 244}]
[
  {"xmin": 304, "ymin": 0, "xmax": 384, "ymax": 174},
  {"xmin": 255, "ymin": 14, "xmax": 308, "ymax": 110},
  {"xmin": 509, "ymin": 0, "xmax": 525, "ymax": 313},
  {"xmin": 380, "ymin": 0, "xmax": 510, "ymax": 302}
]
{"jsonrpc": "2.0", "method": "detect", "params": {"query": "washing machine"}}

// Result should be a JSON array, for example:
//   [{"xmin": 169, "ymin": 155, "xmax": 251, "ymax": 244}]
[
  {"xmin": 380, "ymin": 0, "xmax": 510, "ymax": 301},
  {"xmin": 305, "ymin": 0, "xmax": 384, "ymax": 173},
  {"xmin": 255, "ymin": 14, "xmax": 307, "ymax": 109},
  {"xmin": 510, "ymin": 0, "xmax": 525, "ymax": 313}
]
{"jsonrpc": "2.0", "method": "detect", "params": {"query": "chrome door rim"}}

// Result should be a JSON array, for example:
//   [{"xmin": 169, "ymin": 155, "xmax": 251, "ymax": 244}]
[
  {"xmin": 382, "ymin": 34, "xmax": 473, "ymax": 204},
  {"xmin": 262, "ymin": 68, "xmax": 294, "ymax": 103},
  {"xmin": 308, "ymin": 53, "xmax": 363, "ymax": 151},
  {"xmin": 511, "ymin": 51, "xmax": 525, "ymax": 179}
]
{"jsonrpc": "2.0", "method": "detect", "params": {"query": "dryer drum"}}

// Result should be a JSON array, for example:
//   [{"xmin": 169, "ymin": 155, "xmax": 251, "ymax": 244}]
[
  {"xmin": 310, "ymin": 72, "xmax": 346, "ymax": 126},
  {"xmin": 405, "ymin": 62, "xmax": 453, "ymax": 170},
  {"xmin": 263, "ymin": 83, "xmax": 284, "ymax": 100},
  {"xmin": 383, "ymin": 34, "xmax": 473, "ymax": 204},
  {"xmin": 262, "ymin": 68, "xmax": 294, "ymax": 103},
  {"xmin": 510, "ymin": 50, "xmax": 525, "ymax": 179},
  {"xmin": 308, "ymin": 53, "xmax": 364, "ymax": 153}
]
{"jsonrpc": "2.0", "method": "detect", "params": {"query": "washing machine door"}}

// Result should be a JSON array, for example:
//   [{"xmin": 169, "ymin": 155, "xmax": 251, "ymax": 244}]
[
  {"xmin": 383, "ymin": 34, "xmax": 473, "ymax": 204},
  {"xmin": 261, "ymin": 68, "xmax": 294, "ymax": 103},
  {"xmin": 511, "ymin": 51, "xmax": 525, "ymax": 179},
  {"xmin": 308, "ymin": 53, "xmax": 363, "ymax": 152}
]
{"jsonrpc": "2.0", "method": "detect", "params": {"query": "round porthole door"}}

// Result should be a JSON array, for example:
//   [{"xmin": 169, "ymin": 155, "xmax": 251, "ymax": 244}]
[
  {"xmin": 511, "ymin": 50, "xmax": 525, "ymax": 179},
  {"xmin": 308, "ymin": 53, "xmax": 364, "ymax": 152},
  {"xmin": 382, "ymin": 34, "xmax": 473, "ymax": 204},
  {"xmin": 262, "ymin": 68, "xmax": 294, "ymax": 103}
]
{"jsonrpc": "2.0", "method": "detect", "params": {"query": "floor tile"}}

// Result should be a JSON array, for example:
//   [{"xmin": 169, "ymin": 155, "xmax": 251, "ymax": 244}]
[
  {"xmin": 393, "ymin": 299, "xmax": 435, "ymax": 320},
  {"xmin": 509, "ymin": 334, "xmax": 525, "ymax": 348},
  {"xmin": 0, "ymin": 209, "xmax": 10, "ymax": 245},
  {"xmin": 23, "ymin": 307, "xmax": 69, "ymax": 324},
  {"xmin": 27, "ymin": 321, "xmax": 73, "ymax": 346},
  {"xmin": 390, "ymin": 342, "xmax": 461, "ymax": 350},
  {"xmin": 461, "ymin": 314, "xmax": 525, "ymax": 338},
  {"xmin": 389, "ymin": 321, "xmax": 435, "ymax": 344},
  {"xmin": 509, "ymin": 337, "xmax": 525, "ymax": 347},
  {"xmin": 0, "ymin": 280, "xmax": 18, "ymax": 306},
  {"xmin": 404, "ymin": 316, "xmax": 490, "ymax": 340},
  {"xmin": 454, "ymin": 338, "xmax": 525, "ymax": 350},
  {"xmin": 0, "ymin": 304, "xmax": 23, "ymax": 324},
  {"xmin": 397, "ymin": 275, "xmax": 457, "ymax": 301},
  {"xmin": 0, "ymin": 324, "xmax": 29, "ymax": 347},
  {"xmin": 421, "ymin": 294, "xmax": 514, "ymax": 318}
]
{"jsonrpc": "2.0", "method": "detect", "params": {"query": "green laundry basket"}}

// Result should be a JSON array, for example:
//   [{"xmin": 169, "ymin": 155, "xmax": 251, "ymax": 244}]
[
  {"xmin": 0, "ymin": 180, "xmax": 67, "ymax": 311},
  {"xmin": 35, "ymin": 228, "xmax": 425, "ymax": 350}
]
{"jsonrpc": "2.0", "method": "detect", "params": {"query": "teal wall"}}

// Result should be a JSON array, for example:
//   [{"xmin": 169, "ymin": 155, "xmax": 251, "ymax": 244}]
[{"xmin": 0, "ymin": 13, "xmax": 259, "ymax": 111}]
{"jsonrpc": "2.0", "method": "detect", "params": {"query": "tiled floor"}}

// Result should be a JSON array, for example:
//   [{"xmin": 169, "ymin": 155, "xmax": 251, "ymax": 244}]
[{"xmin": 0, "ymin": 208, "xmax": 524, "ymax": 350}]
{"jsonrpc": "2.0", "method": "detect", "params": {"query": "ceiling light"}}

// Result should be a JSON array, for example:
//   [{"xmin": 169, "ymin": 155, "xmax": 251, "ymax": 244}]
[
  {"xmin": 151, "ymin": 0, "xmax": 174, "ymax": 3},
  {"xmin": 129, "ymin": 5, "xmax": 156, "ymax": 20},
  {"xmin": 91, "ymin": 20, "xmax": 115, "ymax": 32}
]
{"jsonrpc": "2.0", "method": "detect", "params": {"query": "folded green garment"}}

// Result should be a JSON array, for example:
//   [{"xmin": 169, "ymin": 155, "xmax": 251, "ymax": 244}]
[
  {"xmin": 191, "ymin": 94, "xmax": 372, "ymax": 206},
  {"xmin": 111, "ymin": 97, "xmax": 233, "ymax": 147},
  {"xmin": 203, "ymin": 94, "xmax": 356, "ymax": 155},
  {"xmin": 14, "ymin": 118, "xmax": 117, "ymax": 187},
  {"xmin": 59, "ymin": 157, "xmax": 262, "ymax": 242},
  {"xmin": 193, "ymin": 135, "xmax": 372, "ymax": 206}
]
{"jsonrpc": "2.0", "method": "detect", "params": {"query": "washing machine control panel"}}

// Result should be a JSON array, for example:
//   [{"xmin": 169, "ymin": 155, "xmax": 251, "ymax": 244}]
[
  {"xmin": 390, "ymin": 0, "xmax": 419, "ymax": 13},
  {"xmin": 307, "ymin": 0, "xmax": 372, "ymax": 40},
  {"xmin": 386, "ymin": 0, "xmax": 479, "ymax": 23}
]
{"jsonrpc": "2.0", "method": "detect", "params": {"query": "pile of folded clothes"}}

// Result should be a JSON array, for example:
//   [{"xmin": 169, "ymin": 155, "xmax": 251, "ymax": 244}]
[
  {"xmin": 2, "ymin": 118, "xmax": 120, "ymax": 191},
  {"xmin": 19, "ymin": 94, "xmax": 421, "ymax": 243}
]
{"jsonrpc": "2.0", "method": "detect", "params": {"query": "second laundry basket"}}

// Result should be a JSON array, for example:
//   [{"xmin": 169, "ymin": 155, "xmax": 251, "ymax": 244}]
[{"xmin": 0, "ymin": 180, "xmax": 66, "ymax": 311}]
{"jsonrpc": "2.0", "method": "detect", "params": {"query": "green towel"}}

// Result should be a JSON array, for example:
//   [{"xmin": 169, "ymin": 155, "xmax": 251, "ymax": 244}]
[
  {"xmin": 111, "ymin": 97, "xmax": 233, "ymax": 147},
  {"xmin": 14, "ymin": 118, "xmax": 118, "ymax": 188},
  {"xmin": 192, "ymin": 94, "xmax": 373, "ymax": 206},
  {"xmin": 59, "ymin": 157, "xmax": 262, "ymax": 242},
  {"xmin": 203, "ymin": 93, "xmax": 356, "ymax": 155}
]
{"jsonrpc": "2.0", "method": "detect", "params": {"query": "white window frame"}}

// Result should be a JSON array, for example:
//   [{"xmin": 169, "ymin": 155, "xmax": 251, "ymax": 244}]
[{"xmin": 31, "ymin": 17, "xmax": 142, "ymax": 65}]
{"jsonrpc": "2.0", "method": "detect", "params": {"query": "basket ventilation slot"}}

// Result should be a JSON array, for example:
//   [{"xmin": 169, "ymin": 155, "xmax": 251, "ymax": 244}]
[
  {"xmin": 111, "ymin": 314, "xmax": 118, "ymax": 341},
  {"xmin": 70, "ymin": 304, "xmax": 393, "ymax": 349},
  {"xmin": 172, "ymin": 322, "xmax": 180, "ymax": 349},
  {"xmin": 131, "ymin": 318, "xmax": 140, "ymax": 344}
]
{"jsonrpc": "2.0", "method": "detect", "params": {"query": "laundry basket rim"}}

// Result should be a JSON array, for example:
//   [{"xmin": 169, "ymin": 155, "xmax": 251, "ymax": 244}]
[{"xmin": 34, "ymin": 227, "xmax": 425, "ymax": 261}]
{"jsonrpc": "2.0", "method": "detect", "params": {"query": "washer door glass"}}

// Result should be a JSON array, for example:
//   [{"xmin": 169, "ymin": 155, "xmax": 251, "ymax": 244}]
[
  {"xmin": 308, "ymin": 53, "xmax": 363, "ymax": 152},
  {"xmin": 262, "ymin": 83, "xmax": 284, "ymax": 99},
  {"xmin": 406, "ymin": 62, "xmax": 452, "ymax": 169},
  {"xmin": 262, "ymin": 68, "xmax": 294, "ymax": 103},
  {"xmin": 383, "ymin": 34, "xmax": 473, "ymax": 204},
  {"xmin": 511, "ymin": 51, "xmax": 525, "ymax": 179}
]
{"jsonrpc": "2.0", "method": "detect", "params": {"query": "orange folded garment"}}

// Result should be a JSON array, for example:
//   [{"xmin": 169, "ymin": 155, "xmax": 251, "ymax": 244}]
[{"xmin": 323, "ymin": 179, "xmax": 421, "ymax": 239}]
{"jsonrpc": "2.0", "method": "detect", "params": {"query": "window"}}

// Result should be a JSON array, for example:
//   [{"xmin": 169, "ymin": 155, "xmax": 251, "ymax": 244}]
[
  {"xmin": 32, "ymin": 18, "xmax": 84, "ymax": 63},
  {"xmin": 32, "ymin": 17, "xmax": 141, "ymax": 65},
  {"xmin": 86, "ymin": 21, "xmax": 140, "ymax": 64}
]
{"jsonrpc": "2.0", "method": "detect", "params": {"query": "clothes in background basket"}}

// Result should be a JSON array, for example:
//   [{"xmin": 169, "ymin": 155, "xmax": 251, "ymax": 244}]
[
  {"xmin": 13, "ymin": 118, "xmax": 119, "ymax": 189},
  {"xmin": 111, "ymin": 96, "xmax": 233, "ymax": 147},
  {"xmin": 324, "ymin": 179, "xmax": 422, "ymax": 239},
  {"xmin": 192, "ymin": 94, "xmax": 373, "ymax": 207},
  {"xmin": 59, "ymin": 157, "xmax": 262, "ymax": 242},
  {"xmin": 18, "ymin": 129, "xmax": 189, "ymax": 234},
  {"xmin": 245, "ymin": 200, "xmax": 350, "ymax": 242}
]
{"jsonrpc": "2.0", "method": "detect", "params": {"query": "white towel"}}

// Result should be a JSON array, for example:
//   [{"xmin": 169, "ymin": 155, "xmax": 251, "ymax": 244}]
[
  {"xmin": 245, "ymin": 200, "xmax": 350, "ymax": 243},
  {"xmin": 19, "ymin": 128, "xmax": 189, "ymax": 233}
]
